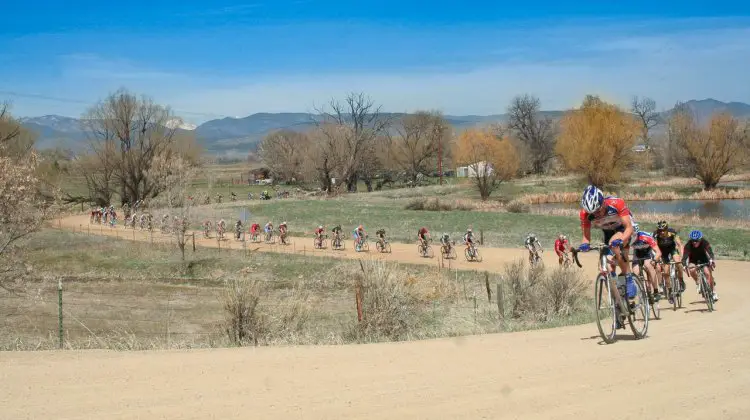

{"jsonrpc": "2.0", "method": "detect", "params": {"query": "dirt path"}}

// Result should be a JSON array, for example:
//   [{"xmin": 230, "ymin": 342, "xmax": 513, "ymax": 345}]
[{"xmin": 2, "ymin": 214, "xmax": 749, "ymax": 419}]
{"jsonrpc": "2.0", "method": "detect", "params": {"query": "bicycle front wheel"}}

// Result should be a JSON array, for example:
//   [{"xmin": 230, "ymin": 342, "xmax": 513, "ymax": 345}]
[
  {"xmin": 700, "ymin": 271, "xmax": 714, "ymax": 312},
  {"xmin": 629, "ymin": 277, "xmax": 649, "ymax": 339},
  {"xmin": 474, "ymin": 248, "xmax": 482, "ymax": 262},
  {"xmin": 594, "ymin": 274, "xmax": 617, "ymax": 344}
]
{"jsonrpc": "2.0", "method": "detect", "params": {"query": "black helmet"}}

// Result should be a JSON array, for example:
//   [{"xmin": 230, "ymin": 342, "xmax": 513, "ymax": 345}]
[{"xmin": 657, "ymin": 220, "xmax": 668, "ymax": 230}]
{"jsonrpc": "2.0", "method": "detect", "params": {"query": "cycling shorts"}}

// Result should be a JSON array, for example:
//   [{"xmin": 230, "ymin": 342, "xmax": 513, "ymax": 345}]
[{"xmin": 659, "ymin": 248, "xmax": 678, "ymax": 263}]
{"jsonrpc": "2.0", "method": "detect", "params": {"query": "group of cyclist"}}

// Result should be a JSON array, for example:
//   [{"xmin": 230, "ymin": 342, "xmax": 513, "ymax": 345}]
[{"xmin": 577, "ymin": 185, "xmax": 718, "ymax": 304}]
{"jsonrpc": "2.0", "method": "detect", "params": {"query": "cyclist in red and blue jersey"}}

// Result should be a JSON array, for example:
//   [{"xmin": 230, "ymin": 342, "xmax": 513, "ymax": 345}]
[
  {"xmin": 630, "ymin": 225, "xmax": 662, "ymax": 302},
  {"xmin": 577, "ymin": 185, "xmax": 638, "ymax": 300}
]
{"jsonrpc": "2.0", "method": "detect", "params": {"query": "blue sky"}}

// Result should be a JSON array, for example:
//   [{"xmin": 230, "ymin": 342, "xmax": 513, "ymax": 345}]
[{"xmin": 2, "ymin": 1, "xmax": 750, "ymax": 124}]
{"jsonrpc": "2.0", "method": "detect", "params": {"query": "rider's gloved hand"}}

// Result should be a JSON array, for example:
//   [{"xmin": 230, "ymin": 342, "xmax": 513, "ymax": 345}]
[
  {"xmin": 609, "ymin": 239, "xmax": 624, "ymax": 249},
  {"xmin": 710, "ymin": 260, "xmax": 716, "ymax": 270},
  {"xmin": 578, "ymin": 243, "xmax": 590, "ymax": 252}
]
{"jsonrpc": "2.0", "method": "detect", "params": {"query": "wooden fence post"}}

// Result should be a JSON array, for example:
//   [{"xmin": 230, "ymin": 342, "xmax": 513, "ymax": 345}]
[
  {"xmin": 192, "ymin": 233, "xmax": 196, "ymax": 252},
  {"xmin": 496, "ymin": 282, "xmax": 504, "ymax": 320},
  {"xmin": 485, "ymin": 271, "xmax": 491, "ymax": 302}
]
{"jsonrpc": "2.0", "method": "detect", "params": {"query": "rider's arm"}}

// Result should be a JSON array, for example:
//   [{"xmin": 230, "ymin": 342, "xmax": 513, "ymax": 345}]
[
  {"xmin": 618, "ymin": 214, "xmax": 634, "ymax": 244},
  {"xmin": 681, "ymin": 243, "xmax": 690, "ymax": 266},
  {"xmin": 579, "ymin": 210, "xmax": 592, "ymax": 244},
  {"xmin": 704, "ymin": 240, "xmax": 715, "ymax": 260},
  {"xmin": 674, "ymin": 235, "xmax": 684, "ymax": 259}
]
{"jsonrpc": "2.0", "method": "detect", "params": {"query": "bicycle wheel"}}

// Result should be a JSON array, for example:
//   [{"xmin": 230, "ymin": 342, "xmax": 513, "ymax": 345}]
[
  {"xmin": 448, "ymin": 247, "xmax": 457, "ymax": 259},
  {"xmin": 376, "ymin": 241, "xmax": 384, "ymax": 253},
  {"xmin": 669, "ymin": 272, "xmax": 679, "ymax": 311},
  {"xmin": 474, "ymin": 248, "xmax": 483, "ymax": 262},
  {"xmin": 425, "ymin": 245, "xmax": 434, "ymax": 258},
  {"xmin": 649, "ymin": 275, "xmax": 661, "ymax": 320},
  {"xmin": 464, "ymin": 247, "xmax": 473, "ymax": 261},
  {"xmin": 362, "ymin": 241, "xmax": 369, "ymax": 251},
  {"xmin": 385, "ymin": 242, "xmax": 391, "ymax": 253},
  {"xmin": 700, "ymin": 271, "xmax": 714, "ymax": 312},
  {"xmin": 628, "ymin": 277, "xmax": 649, "ymax": 339},
  {"xmin": 594, "ymin": 274, "xmax": 617, "ymax": 344}
]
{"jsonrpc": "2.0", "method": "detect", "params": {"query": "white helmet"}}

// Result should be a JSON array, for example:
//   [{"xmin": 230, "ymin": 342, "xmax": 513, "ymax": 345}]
[
  {"xmin": 318, "ymin": 225, "xmax": 323, "ymax": 229},
  {"xmin": 632, "ymin": 222, "xmax": 640, "ymax": 232},
  {"xmin": 581, "ymin": 185, "xmax": 604, "ymax": 213}
]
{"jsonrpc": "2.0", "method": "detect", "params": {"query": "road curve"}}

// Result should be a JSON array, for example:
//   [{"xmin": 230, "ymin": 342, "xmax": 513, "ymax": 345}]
[{"xmin": 1, "ymin": 214, "xmax": 748, "ymax": 419}]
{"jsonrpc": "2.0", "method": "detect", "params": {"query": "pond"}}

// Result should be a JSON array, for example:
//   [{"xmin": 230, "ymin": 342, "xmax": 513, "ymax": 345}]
[{"xmin": 535, "ymin": 199, "xmax": 750, "ymax": 220}]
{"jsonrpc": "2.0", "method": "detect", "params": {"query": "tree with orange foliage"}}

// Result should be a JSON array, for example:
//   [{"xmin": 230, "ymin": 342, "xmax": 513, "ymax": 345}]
[
  {"xmin": 668, "ymin": 110, "xmax": 750, "ymax": 190},
  {"xmin": 556, "ymin": 95, "xmax": 639, "ymax": 186},
  {"xmin": 454, "ymin": 129, "xmax": 518, "ymax": 200}
]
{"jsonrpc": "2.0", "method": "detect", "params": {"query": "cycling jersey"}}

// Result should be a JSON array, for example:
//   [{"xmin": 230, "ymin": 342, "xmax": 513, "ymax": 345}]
[
  {"xmin": 554, "ymin": 239, "xmax": 568, "ymax": 255},
  {"xmin": 579, "ymin": 196, "xmax": 634, "ymax": 232},
  {"xmin": 657, "ymin": 229, "xmax": 679, "ymax": 251},
  {"xmin": 440, "ymin": 235, "xmax": 450, "ymax": 245},
  {"xmin": 525, "ymin": 237, "xmax": 538, "ymax": 247},
  {"xmin": 464, "ymin": 233, "xmax": 474, "ymax": 243},
  {"xmin": 418, "ymin": 227, "xmax": 429, "ymax": 238},
  {"xmin": 315, "ymin": 228, "xmax": 324, "ymax": 235},
  {"xmin": 250, "ymin": 224, "xmax": 260, "ymax": 233},
  {"xmin": 632, "ymin": 232, "xmax": 658, "ymax": 259},
  {"xmin": 682, "ymin": 239, "xmax": 715, "ymax": 265},
  {"xmin": 264, "ymin": 224, "xmax": 273, "ymax": 232}
]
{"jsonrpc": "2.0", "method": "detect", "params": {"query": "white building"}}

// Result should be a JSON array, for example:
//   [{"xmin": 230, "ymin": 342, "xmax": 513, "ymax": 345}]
[{"xmin": 456, "ymin": 161, "xmax": 494, "ymax": 178}]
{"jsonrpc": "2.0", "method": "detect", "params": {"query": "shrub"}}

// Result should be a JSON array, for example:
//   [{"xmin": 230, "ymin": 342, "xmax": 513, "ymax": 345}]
[
  {"xmin": 404, "ymin": 197, "xmax": 472, "ymax": 211},
  {"xmin": 505, "ymin": 200, "xmax": 530, "ymax": 213},
  {"xmin": 499, "ymin": 259, "xmax": 588, "ymax": 322},
  {"xmin": 222, "ymin": 278, "xmax": 266, "ymax": 346},
  {"xmin": 348, "ymin": 260, "xmax": 418, "ymax": 342}
]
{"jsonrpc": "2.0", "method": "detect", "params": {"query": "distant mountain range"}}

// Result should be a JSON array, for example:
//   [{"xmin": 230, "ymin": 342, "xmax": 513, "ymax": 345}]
[{"xmin": 18, "ymin": 99, "xmax": 750, "ymax": 158}]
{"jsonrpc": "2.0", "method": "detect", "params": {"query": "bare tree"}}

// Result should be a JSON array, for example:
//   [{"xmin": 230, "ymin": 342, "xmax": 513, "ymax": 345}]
[
  {"xmin": 149, "ymin": 154, "xmax": 199, "ymax": 260},
  {"xmin": 314, "ymin": 92, "xmax": 390, "ymax": 192},
  {"xmin": 82, "ymin": 89, "xmax": 179, "ymax": 206},
  {"xmin": 668, "ymin": 110, "xmax": 750, "ymax": 189},
  {"xmin": 389, "ymin": 111, "xmax": 451, "ymax": 182},
  {"xmin": 506, "ymin": 95, "xmax": 557, "ymax": 174},
  {"xmin": 454, "ymin": 129, "xmax": 519, "ymax": 200},
  {"xmin": 258, "ymin": 130, "xmax": 309, "ymax": 182},
  {"xmin": 630, "ymin": 96, "xmax": 661, "ymax": 163},
  {"xmin": 0, "ymin": 105, "xmax": 54, "ymax": 292}
]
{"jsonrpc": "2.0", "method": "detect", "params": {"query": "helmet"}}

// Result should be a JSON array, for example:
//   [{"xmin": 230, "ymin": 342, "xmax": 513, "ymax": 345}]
[
  {"xmin": 657, "ymin": 220, "xmax": 668, "ymax": 230},
  {"xmin": 358, "ymin": 225, "xmax": 363, "ymax": 230},
  {"xmin": 467, "ymin": 228, "xmax": 472, "ymax": 233},
  {"xmin": 689, "ymin": 230, "xmax": 703, "ymax": 241},
  {"xmin": 318, "ymin": 225, "xmax": 323, "ymax": 229},
  {"xmin": 562, "ymin": 235, "xmax": 567, "ymax": 240},
  {"xmin": 632, "ymin": 222, "xmax": 640, "ymax": 232},
  {"xmin": 581, "ymin": 185, "xmax": 604, "ymax": 213},
  {"xmin": 282, "ymin": 221, "xmax": 287, "ymax": 225}
]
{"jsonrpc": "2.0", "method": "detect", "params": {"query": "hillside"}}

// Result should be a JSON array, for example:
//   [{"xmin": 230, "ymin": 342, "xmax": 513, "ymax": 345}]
[{"xmin": 18, "ymin": 99, "xmax": 749, "ymax": 157}]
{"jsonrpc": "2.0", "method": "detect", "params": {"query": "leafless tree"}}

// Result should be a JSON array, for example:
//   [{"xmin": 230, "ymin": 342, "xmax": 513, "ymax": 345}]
[
  {"xmin": 630, "ymin": 96, "xmax": 661, "ymax": 150},
  {"xmin": 314, "ymin": 92, "xmax": 391, "ymax": 192},
  {"xmin": 389, "ymin": 111, "xmax": 451, "ymax": 182},
  {"xmin": 258, "ymin": 130, "xmax": 309, "ymax": 182},
  {"xmin": 0, "ymin": 105, "xmax": 54, "ymax": 292},
  {"xmin": 81, "ymin": 89, "xmax": 179, "ymax": 206},
  {"xmin": 150, "ymin": 154, "xmax": 198, "ymax": 260},
  {"xmin": 506, "ymin": 95, "xmax": 557, "ymax": 174}
]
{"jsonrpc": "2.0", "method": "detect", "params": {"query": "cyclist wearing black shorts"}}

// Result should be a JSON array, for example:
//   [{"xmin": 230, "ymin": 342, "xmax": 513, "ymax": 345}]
[
  {"xmin": 653, "ymin": 220, "xmax": 685, "ymax": 293},
  {"xmin": 681, "ymin": 230, "xmax": 718, "ymax": 302}
]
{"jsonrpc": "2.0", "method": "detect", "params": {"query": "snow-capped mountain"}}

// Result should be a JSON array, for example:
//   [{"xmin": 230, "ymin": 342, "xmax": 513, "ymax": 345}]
[{"xmin": 165, "ymin": 118, "xmax": 197, "ymax": 130}]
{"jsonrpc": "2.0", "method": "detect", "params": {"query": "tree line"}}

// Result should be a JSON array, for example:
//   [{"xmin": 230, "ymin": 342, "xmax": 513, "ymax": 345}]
[{"xmin": 260, "ymin": 92, "xmax": 750, "ymax": 197}]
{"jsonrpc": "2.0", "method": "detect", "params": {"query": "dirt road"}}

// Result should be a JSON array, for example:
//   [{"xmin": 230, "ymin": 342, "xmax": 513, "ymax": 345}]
[{"xmin": 2, "ymin": 214, "xmax": 749, "ymax": 419}]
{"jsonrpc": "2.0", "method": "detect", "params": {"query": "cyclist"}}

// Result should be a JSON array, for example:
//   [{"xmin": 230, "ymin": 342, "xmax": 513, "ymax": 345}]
[
  {"xmin": 577, "ymin": 185, "xmax": 638, "ymax": 300},
  {"xmin": 353, "ymin": 225, "xmax": 366, "ymax": 250},
  {"xmin": 463, "ymin": 228, "xmax": 476, "ymax": 256},
  {"xmin": 217, "ymin": 219, "xmax": 226, "ymax": 239},
  {"xmin": 314, "ymin": 225, "xmax": 325, "ymax": 248},
  {"xmin": 332, "ymin": 224, "xmax": 343, "ymax": 247},
  {"xmin": 264, "ymin": 221, "xmax": 274, "ymax": 241},
  {"xmin": 630, "ymin": 225, "xmax": 662, "ymax": 302},
  {"xmin": 681, "ymin": 230, "xmax": 718, "ymax": 302},
  {"xmin": 653, "ymin": 220, "xmax": 685, "ymax": 298},
  {"xmin": 279, "ymin": 221, "xmax": 288, "ymax": 244},
  {"xmin": 234, "ymin": 219, "xmax": 243, "ymax": 240},
  {"xmin": 440, "ymin": 232, "xmax": 452, "ymax": 254},
  {"xmin": 554, "ymin": 234, "xmax": 570, "ymax": 266},
  {"xmin": 525, "ymin": 233, "xmax": 542, "ymax": 264},
  {"xmin": 417, "ymin": 227, "xmax": 431, "ymax": 249},
  {"xmin": 375, "ymin": 228, "xmax": 387, "ymax": 244},
  {"xmin": 250, "ymin": 222, "xmax": 260, "ymax": 241}
]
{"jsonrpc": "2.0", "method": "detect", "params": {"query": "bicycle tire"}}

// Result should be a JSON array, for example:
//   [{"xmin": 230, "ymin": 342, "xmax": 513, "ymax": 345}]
[
  {"xmin": 449, "ymin": 247, "xmax": 457, "ymax": 259},
  {"xmin": 464, "ymin": 247, "xmax": 472, "ymax": 261},
  {"xmin": 629, "ymin": 277, "xmax": 649, "ymax": 339},
  {"xmin": 700, "ymin": 271, "xmax": 714, "ymax": 312},
  {"xmin": 474, "ymin": 248, "xmax": 482, "ymax": 262},
  {"xmin": 669, "ymin": 271, "xmax": 679, "ymax": 311},
  {"xmin": 594, "ymin": 274, "xmax": 617, "ymax": 344},
  {"xmin": 376, "ymin": 241, "xmax": 384, "ymax": 253},
  {"xmin": 425, "ymin": 245, "xmax": 434, "ymax": 258}
]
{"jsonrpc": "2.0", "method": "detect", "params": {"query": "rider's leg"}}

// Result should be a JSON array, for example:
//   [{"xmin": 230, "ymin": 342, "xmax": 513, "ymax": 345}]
[{"xmin": 645, "ymin": 261, "xmax": 660, "ymax": 296}]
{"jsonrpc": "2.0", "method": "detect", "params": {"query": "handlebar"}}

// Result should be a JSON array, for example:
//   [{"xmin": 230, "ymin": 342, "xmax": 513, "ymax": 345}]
[{"xmin": 570, "ymin": 243, "xmax": 608, "ymax": 268}]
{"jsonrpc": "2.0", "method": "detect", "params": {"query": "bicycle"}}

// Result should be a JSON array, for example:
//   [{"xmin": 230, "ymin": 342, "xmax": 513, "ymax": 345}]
[
  {"xmin": 529, "ymin": 243, "xmax": 543, "ymax": 266},
  {"xmin": 561, "ymin": 251, "xmax": 572, "ymax": 268},
  {"xmin": 440, "ymin": 241, "xmax": 457, "ymax": 259},
  {"xmin": 659, "ymin": 261, "xmax": 684, "ymax": 311},
  {"xmin": 693, "ymin": 262, "xmax": 716, "ymax": 312},
  {"xmin": 632, "ymin": 256, "xmax": 660, "ymax": 321},
  {"xmin": 464, "ymin": 242, "xmax": 482, "ymax": 262},
  {"xmin": 250, "ymin": 231, "xmax": 261, "ymax": 243},
  {"xmin": 375, "ymin": 237, "xmax": 391, "ymax": 253},
  {"xmin": 264, "ymin": 230, "xmax": 275, "ymax": 244},
  {"xmin": 355, "ymin": 235, "xmax": 369, "ymax": 252},
  {"xmin": 418, "ymin": 239, "xmax": 434, "ymax": 258},
  {"xmin": 203, "ymin": 222, "xmax": 213, "ymax": 239},
  {"xmin": 314, "ymin": 234, "xmax": 328, "ymax": 250},
  {"xmin": 331, "ymin": 234, "xmax": 345, "ymax": 251},
  {"xmin": 572, "ymin": 244, "xmax": 649, "ymax": 344}
]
